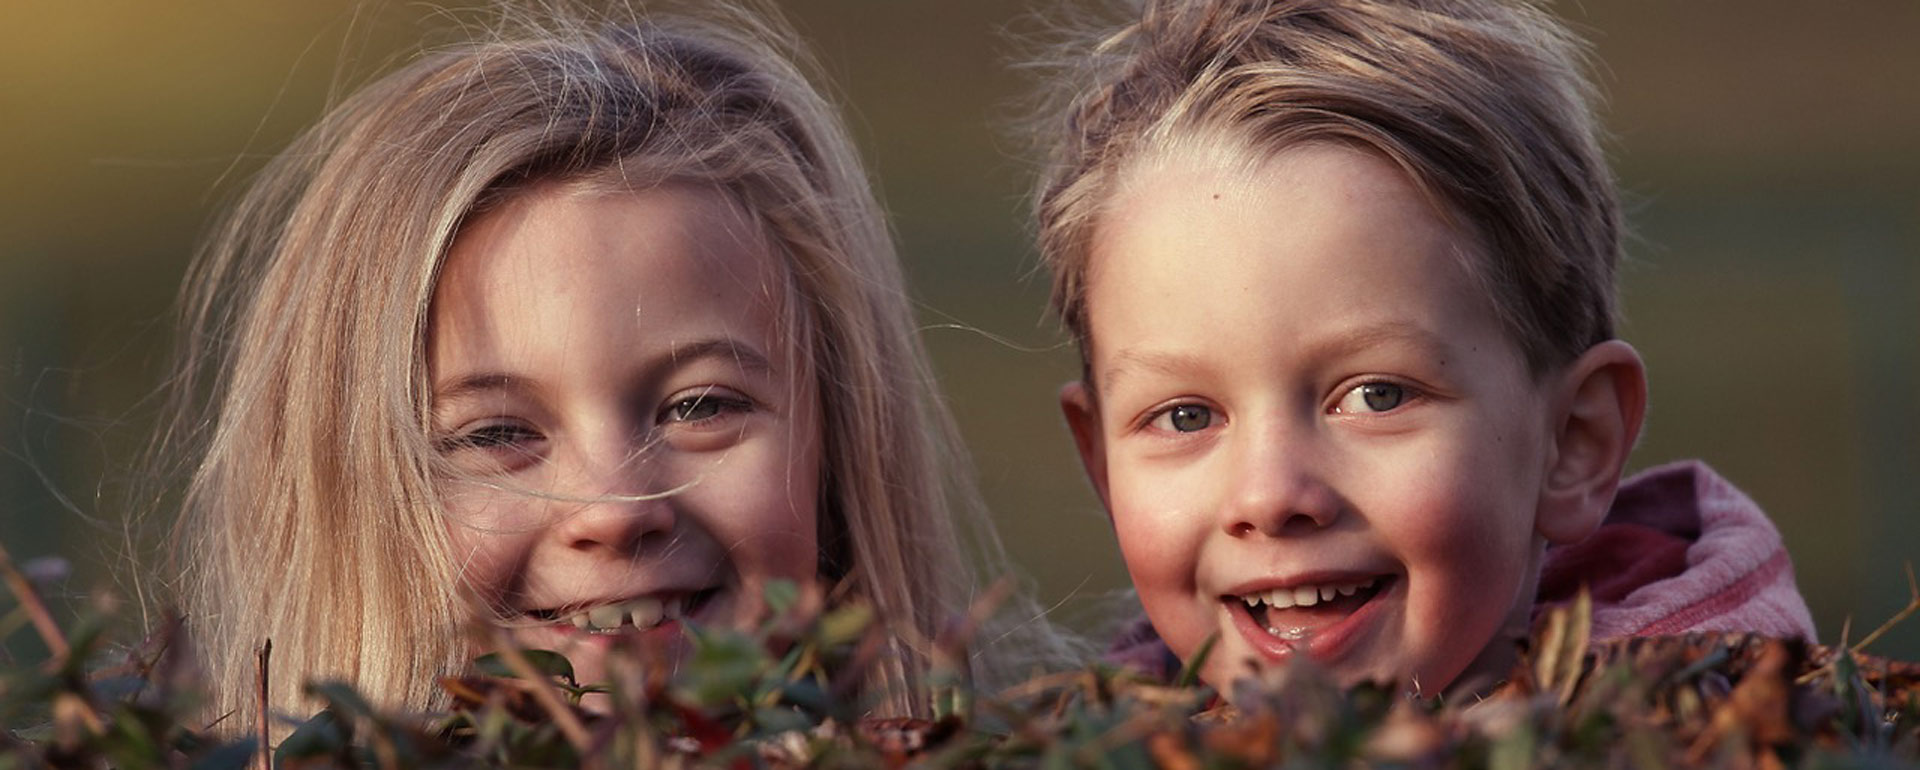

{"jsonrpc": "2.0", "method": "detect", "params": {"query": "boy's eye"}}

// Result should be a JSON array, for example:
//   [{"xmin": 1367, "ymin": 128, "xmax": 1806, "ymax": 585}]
[
  {"xmin": 1334, "ymin": 382, "xmax": 1408, "ymax": 414},
  {"xmin": 1151, "ymin": 404, "xmax": 1215, "ymax": 433}
]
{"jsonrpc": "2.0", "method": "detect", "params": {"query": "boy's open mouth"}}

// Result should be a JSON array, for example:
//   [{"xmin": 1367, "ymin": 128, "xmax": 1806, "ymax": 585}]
[
  {"xmin": 1228, "ymin": 575, "xmax": 1392, "ymax": 639},
  {"xmin": 526, "ymin": 588, "xmax": 720, "ymax": 635}
]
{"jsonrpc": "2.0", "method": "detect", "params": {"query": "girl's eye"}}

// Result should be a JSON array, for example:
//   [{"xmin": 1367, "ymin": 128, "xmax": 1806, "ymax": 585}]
[
  {"xmin": 436, "ymin": 421, "xmax": 544, "ymax": 456},
  {"xmin": 1150, "ymin": 403, "xmax": 1216, "ymax": 433},
  {"xmin": 1333, "ymin": 381, "xmax": 1410, "ymax": 414},
  {"xmin": 662, "ymin": 389, "xmax": 751, "ymax": 424}
]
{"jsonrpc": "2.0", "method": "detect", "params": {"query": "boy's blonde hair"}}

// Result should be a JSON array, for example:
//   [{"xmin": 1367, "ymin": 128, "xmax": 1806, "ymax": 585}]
[
  {"xmin": 1033, "ymin": 0, "xmax": 1620, "ymax": 374},
  {"xmin": 165, "ymin": 6, "xmax": 1023, "ymax": 725}
]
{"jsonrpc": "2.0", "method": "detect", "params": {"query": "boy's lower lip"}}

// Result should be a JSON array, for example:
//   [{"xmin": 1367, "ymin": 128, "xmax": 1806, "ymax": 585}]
[{"xmin": 1224, "ymin": 576, "xmax": 1395, "ymax": 665}]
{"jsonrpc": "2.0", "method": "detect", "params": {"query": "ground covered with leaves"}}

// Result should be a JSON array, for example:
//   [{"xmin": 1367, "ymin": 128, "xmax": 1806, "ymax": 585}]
[{"xmin": 4, "ymin": 546, "xmax": 1918, "ymax": 769}]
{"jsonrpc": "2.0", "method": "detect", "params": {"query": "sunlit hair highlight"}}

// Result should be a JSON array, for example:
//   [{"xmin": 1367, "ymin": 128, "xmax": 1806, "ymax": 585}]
[
  {"xmin": 165, "ymin": 4, "xmax": 1028, "ymax": 727},
  {"xmin": 1031, "ymin": 0, "xmax": 1620, "ymax": 375}
]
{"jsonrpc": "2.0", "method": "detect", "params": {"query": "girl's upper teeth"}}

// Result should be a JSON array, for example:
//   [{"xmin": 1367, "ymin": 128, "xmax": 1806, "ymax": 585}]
[
  {"xmin": 1242, "ymin": 577, "xmax": 1376, "ymax": 609},
  {"xmin": 564, "ymin": 596, "xmax": 686, "ymax": 633}
]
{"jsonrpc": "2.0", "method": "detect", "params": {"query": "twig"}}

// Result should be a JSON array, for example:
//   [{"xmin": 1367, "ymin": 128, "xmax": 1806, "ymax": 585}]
[
  {"xmin": 484, "ymin": 627, "xmax": 593, "ymax": 751},
  {"xmin": 1795, "ymin": 564, "xmax": 1916, "ymax": 686},
  {"xmin": 0, "ymin": 541, "xmax": 69, "ymax": 663},
  {"xmin": 1851, "ymin": 562, "xmax": 1920, "ymax": 656},
  {"xmin": 256, "ymin": 640, "xmax": 272, "ymax": 770}
]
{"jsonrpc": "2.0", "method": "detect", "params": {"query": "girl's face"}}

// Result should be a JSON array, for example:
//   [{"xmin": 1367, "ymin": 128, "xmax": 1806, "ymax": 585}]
[{"xmin": 428, "ymin": 182, "xmax": 821, "ymax": 685}]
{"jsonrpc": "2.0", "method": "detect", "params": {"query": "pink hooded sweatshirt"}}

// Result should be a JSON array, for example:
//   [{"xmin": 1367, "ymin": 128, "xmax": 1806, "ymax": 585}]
[
  {"xmin": 1531, "ymin": 460, "xmax": 1816, "ymax": 640},
  {"xmin": 1106, "ymin": 460, "xmax": 1818, "ymax": 679}
]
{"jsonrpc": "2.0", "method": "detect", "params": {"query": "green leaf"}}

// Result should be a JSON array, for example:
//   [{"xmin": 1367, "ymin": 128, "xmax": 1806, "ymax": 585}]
[
  {"xmin": 817, "ymin": 605, "xmax": 874, "ymax": 648},
  {"xmin": 777, "ymin": 678, "xmax": 831, "ymax": 714},
  {"xmin": 763, "ymin": 579, "xmax": 800, "ymax": 614},
  {"xmin": 187, "ymin": 739, "xmax": 259, "ymax": 770},
  {"xmin": 471, "ymin": 649, "xmax": 576, "ymax": 685},
  {"xmin": 751, "ymin": 706, "xmax": 811, "ymax": 734},
  {"xmin": 305, "ymin": 681, "xmax": 377, "ymax": 719},
  {"xmin": 679, "ymin": 628, "xmax": 767, "ymax": 705},
  {"xmin": 275, "ymin": 709, "xmax": 349, "ymax": 761}
]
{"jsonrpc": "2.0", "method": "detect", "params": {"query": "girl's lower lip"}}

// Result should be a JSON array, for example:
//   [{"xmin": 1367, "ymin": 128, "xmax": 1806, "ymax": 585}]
[
  {"xmin": 545, "ymin": 617, "xmax": 686, "ymax": 647},
  {"xmin": 1226, "ymin": 577, "xmax": 1395, "ymax": 665},
  {"xmin": 527, "ymin": 587, "xmax": 723, "ymax": 648}
]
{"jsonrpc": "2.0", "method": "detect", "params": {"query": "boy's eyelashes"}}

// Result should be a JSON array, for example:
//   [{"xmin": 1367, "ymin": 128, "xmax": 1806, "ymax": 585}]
[
  {"xmin": 1125, "ymin": 379, "xmax": 1425, "ymax": 435},
  {"xmin": 1329, "ymin": 380, "xmax": 1418, "ymax": 415},
  {"xmin": 1142, "ymin": 402, "xmax": 1218, "ymax": 434}
]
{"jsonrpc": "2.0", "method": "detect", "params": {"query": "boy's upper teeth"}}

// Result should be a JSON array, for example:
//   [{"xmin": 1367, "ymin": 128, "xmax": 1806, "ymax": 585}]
[
  {"xmin": 1242, "ymin": 577, "xmax": 1377, "ymax": 609},
  {"xmin": 563, "ymin": 595, "xmax": 687, "ymax": 633}
]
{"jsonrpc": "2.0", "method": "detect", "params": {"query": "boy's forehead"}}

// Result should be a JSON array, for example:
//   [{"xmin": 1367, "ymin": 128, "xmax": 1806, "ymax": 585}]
[
  {"xmin": 1082, "ymin": 142, "xmax": 1535, "ymax": 391},
  {"xmin": 1109, "ymin": 133, "xmax": 1269, "ymax": 205}
]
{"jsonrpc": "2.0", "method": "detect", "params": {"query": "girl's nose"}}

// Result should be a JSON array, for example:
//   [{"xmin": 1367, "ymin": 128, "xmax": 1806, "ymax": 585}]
[
  {"xmin": 1222, "ymin": 424, "xmax": 1342, "ymax": 537},
  {"xmin": 554, "ymin": 488, "xmax": 677, "ymax": 555},
  {"xmin": 552, "ymin": 444, "xmax": 677, "ymax": 554}
]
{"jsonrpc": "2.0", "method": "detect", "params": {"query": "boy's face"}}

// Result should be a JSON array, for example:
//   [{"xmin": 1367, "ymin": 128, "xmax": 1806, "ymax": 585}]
[{"xmin": 1064, "ymin": 142, "xmax": 1561, "ymax": 694}]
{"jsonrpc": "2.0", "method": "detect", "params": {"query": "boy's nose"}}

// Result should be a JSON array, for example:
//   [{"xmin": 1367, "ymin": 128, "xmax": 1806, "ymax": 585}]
[{"xmin": 1222, "ymin": 428, "xmax": 1341, "ymax": 537}]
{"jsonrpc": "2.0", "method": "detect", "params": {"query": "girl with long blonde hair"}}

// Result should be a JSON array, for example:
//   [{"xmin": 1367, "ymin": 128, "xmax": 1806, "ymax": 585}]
[{"xmin": 164, "ymin": 5, "xmax": 1058, "ymax": 727}]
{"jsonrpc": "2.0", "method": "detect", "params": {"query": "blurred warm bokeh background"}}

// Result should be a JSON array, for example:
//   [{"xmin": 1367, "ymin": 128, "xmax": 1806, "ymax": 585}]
[{"xmin": 3, "ymin": 1, "xmax": 1916, "ymax": 660}]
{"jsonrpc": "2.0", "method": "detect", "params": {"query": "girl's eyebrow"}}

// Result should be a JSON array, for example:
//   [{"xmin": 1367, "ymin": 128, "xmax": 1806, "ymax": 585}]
[
  {"xmin": 433, "ymin": 372, "xmax": 533, "ymax": 403},
  {"xmin": 431, "ymin": 337, "xmax": 777, "ymax": 402},
  {"xmin": 664, "ymin": 337, "xmax": 774, "ymax": 376}
]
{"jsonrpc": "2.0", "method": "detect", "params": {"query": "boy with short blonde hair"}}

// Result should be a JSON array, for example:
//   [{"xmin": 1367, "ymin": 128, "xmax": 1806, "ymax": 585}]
[{"xmin": 1031, "ymin": 0, "xmax": 1815, "ymax": 695}]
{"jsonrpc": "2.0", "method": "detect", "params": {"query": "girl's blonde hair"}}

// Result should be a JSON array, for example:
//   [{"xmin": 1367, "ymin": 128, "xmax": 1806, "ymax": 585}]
[
  {"xmin": 1032, "ymin": 0, "xmax": 1620, "ymax": 375},
  {"xmin": 166, "ymin": 4, "xmax": 1035, "ymax": 725}
]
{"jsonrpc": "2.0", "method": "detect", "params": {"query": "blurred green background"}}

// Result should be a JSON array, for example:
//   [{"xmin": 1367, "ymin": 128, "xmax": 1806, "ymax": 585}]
[{"xmin": 2, "ymin": 1, "xmax": 1916, "ymax": 661}]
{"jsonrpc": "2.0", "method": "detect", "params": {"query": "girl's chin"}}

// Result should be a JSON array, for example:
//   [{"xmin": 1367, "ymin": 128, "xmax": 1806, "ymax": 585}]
[
  {"xmin": 492, "ymin": 591, "xmax": 732, "ymax": 686},
  {"xmin": 502, "ymin": 620, "xmax": 692, "ymax": 689}
]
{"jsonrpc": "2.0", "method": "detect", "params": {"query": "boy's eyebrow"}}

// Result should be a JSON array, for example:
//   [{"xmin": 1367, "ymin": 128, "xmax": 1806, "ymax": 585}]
[
  {"xmin": 1099, "ymin": 322, "xmax": 1453, "ymax": 390},
  {"xmin": 1099, "ymin": 349, "xmax": 1210, "ymax": 392}
]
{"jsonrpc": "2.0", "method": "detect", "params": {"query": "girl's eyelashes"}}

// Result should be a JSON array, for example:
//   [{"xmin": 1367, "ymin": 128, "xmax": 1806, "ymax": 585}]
[
  {"xmin": 659, "ymin": 387, "xmax": 755, "ymax": 426},
  {"xmin": 1331, "ymin": 380, "xmax": 1417, "ymax": 414},
  {"xmin": 434, "ymin": 420, "xmax": 547, "ymax": 473},
  {"xmin": 437, "ymin": 420, "xmax": 544, "ymax": 452}
]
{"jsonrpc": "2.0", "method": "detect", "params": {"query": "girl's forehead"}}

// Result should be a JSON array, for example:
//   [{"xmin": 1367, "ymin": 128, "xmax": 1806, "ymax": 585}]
[{"xmin": 427, "ymin": 182, "xmax": 800, "ymax": 386}]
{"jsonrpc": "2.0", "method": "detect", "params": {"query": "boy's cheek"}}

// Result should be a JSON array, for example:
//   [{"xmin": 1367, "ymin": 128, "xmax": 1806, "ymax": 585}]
[{"xmin": 1109, "ymin": 496, "xmax": 1215, "ymax": 650}]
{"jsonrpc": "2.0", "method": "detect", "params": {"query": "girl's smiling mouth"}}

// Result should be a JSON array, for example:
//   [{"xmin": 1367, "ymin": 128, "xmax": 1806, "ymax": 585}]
[
  {"xmin": 523, "ymin": 588, "xmax": 721, "ymax": 636},
  {"xmin": 1224, "ymin": 574, "xmax": 1396, "ymax": 661}
]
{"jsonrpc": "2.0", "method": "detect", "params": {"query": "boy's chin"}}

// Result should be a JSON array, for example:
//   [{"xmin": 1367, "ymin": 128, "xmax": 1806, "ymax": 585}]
[{"xmin": 1200, "ymin": 638, "xmax": 1526, "ymax": 703}]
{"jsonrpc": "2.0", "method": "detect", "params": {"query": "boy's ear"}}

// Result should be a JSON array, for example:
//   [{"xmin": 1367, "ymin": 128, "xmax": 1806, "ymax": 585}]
[
  {"xmin": 1059, "ymin": 380, "xmax": 1112, "ymax": 513},
  {"xmin": 1537, "ymin": 340, "xmax": 1648, "ymax": 544}
]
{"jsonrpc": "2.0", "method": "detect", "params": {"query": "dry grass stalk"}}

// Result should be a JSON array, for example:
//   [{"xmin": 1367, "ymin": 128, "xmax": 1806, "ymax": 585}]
[{"xmin": 0, "ymin": 542, "xmax": 69, "ymax": 664}]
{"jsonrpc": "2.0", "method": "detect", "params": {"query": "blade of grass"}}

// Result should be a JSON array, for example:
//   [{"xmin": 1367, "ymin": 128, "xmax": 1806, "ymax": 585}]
[
  {"xmin": 0, "ymin": 541, "xmax": 68, "ymax": 663},
  {"xmin": 1851, "ymin": 562, "xmax": 1919, "ymax": 656},
  {"xmin": 256, "ymin": 639, "xmax": 272, "ymax": 770},
  {"xmin": 1175, "ymin": 633, "xmax": 1218, "ymax": 689}
]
